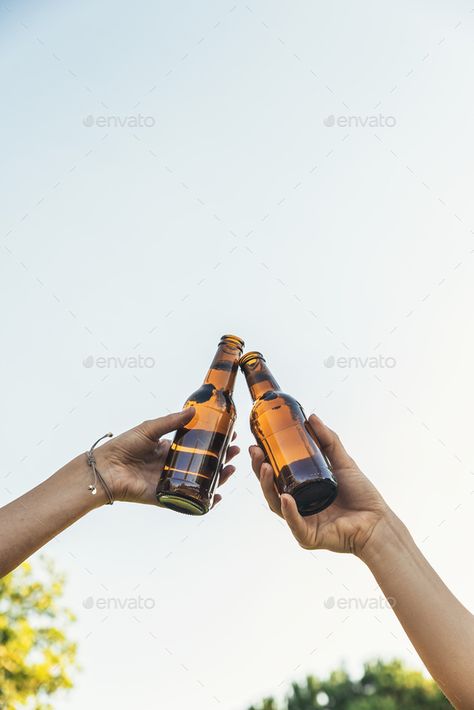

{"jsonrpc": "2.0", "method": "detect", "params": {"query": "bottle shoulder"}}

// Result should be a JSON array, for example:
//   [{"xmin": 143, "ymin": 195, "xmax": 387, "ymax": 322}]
[
  {"xmin": 187, "ymin": 383, "xmax": 215, "ymax": 404},
  {"xmin": 186, "ymin": 384, "xmax": 236, "ymax": 415},
  {"xmin": 251, "ymin": 390, "xmax": 301, "ymax": 411}
]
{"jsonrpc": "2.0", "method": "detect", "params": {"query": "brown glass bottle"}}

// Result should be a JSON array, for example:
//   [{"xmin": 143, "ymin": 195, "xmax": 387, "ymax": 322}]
[
  {"xmin": 240, "ymin": 351, "xmax": 337, "ymax": 516},
  {"xmin": 156, "ymin": 335, "xmax": 244, "ymax": 515}
]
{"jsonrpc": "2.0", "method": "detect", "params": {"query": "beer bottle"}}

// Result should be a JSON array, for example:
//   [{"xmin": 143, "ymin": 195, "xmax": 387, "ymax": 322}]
[
  {"xmin": 156, "ymin": 334, "xmax": 244, "ymax": 515},
  {"xmin": 240, "ymin": 351, "xmax": 337, "ymax": 516}
]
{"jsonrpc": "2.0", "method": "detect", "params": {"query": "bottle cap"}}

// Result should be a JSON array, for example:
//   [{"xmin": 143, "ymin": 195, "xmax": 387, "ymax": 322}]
[
  {"xmin": 239, "ymin": 351, "xmax": 265, "ymax": 367},
  {"xmin": 220, "ymin": 334, "xmax": 245, "ymax": 349}
]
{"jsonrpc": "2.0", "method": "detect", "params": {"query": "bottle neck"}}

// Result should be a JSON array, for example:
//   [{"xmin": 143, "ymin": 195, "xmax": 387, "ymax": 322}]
[
  {"xmin": 240, "ymin": 354, "xmax": 280, "ymax": 400},
  {"xmin": 203, "ymin": 339, "xmax": 243, "ymax": 392}
]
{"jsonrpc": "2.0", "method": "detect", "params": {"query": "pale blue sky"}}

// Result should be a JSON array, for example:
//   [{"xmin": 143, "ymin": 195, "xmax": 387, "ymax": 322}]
[{"xmin": 1, "ymin": 1, "xmax": 474, "ymax": 708}]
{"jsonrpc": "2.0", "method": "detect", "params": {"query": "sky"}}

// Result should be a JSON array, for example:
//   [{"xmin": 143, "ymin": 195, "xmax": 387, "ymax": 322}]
[{"xmin": 1, "ymin": 1, "xmax": 474, "ymax": 708}]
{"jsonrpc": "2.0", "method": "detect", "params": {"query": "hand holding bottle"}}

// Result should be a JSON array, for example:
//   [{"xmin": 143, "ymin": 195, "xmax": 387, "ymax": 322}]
[
  {"xmin": 250, "ymin": 414, "xmax": 474, "ymax": 709},
  {"xmin": 95, "ymin": 408, "xmax": 239, "ymax": 506},
  {"xmin": 0, "ymin": 409, "xmax": 240, "ymax": 579},
  {"xmin": 249, "ymin": 413, "xmax": 389, "ymax": 557}
]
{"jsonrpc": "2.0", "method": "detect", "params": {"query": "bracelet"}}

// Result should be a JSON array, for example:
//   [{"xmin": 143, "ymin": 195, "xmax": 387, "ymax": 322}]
[{"xmin": 85, "ymin": 432, "xmax": 114, "ymax": 505}]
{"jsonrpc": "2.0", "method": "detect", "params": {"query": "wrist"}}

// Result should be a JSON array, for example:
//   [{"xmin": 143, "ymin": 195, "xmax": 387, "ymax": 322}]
[
  {"xmin": 358, "ymin": 509, "xmax": 413, "ymax": 568},
  {"xmin": 53, "ymin": 454, "xmax": 110, "ymax": 512},
  {"xmin": 88, "ymin": 446, "xmax": 121, "ymax": 504}
]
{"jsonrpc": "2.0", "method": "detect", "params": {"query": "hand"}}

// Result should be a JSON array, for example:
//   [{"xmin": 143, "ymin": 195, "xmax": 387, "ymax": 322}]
[
  {"xmin": 94, "ymin": 408, "xmax": 239, "ymax": 506},
  {"xmin": 249, "ymin": 414, "xmax": 390, "ymax": 557}
]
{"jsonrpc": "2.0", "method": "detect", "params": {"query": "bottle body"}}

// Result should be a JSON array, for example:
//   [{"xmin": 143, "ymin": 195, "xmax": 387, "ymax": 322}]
[
  {"xmin": 156, "ymin": 335, "xmax": 244, "ymax": 515},
  {"xmin": 241, "ymin": 352, "xmax": 337, "ymax": 516}
]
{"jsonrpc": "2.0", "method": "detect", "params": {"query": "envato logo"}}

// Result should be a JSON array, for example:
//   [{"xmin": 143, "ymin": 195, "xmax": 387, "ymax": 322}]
[
  {"xmin": 324, "ymin": 595, "xmax": 396, "ymax": 610},
  {"xmin": 83, "ymin": 114, "xmax": 156, "ymax": 128},
  {"xmin": 323, "ymin": 355, "xmax": 396, "ymax": 369},
  {"xmin": 83, "ymin": 595, "xmax": 156, "ymax": 610},
  {"xmin": 323, "ymin": 114, "xmax": 396, "ymax": 128},
  {"xmin": 83, "ymin": 354, "xmax": 156, "ymax": 369}
]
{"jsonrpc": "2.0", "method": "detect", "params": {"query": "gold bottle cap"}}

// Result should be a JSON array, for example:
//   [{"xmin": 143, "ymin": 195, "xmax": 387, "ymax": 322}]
[
  {"xmin": 220, "ymin": 334, "xmax": 245, "ymax": 349},
  {"xmin": 239, "ymin": 351, "xmax": 265, "ymax": 367}
]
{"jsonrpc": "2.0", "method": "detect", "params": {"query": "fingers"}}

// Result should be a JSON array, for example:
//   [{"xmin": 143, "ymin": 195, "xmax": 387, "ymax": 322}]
[
  {"xmin": 259, "ymin": 463, "xmax": 282, "ymax": 516},
  {"xmin": 249, "ymin": 445, "xmax": 266, "ymax": 479},
  {"xmin": 213, "ymin": 436, "xmax": 240, "ymax": 488},
  {"xmin": 308, "ymin": 414, "xmax": 353, "ymax": 469},
  {"xmin": 139, "ymin": 407, "xmax": 195, "ymax": 440},
  {"xmin": 218, "ymin": 442, "xmax": 240, "ymax": 486},
  {"xmin": 249, "ymin": 446, "xmax": 281, "ymax": 515},
  {"xmin": 218, "ymin": 464, "xmax": 235, "ymax": 488},
  {"xmin": 225, "ymin": 444, "xmax": 240, "ymax": 463},
  {"xmin": 281, "ymin": 494, "xmax": 308, "ymax": 544},
  {"xmin": 211, "ymin": 493, "xmax": 222, "ymax": 509},
  {"xmin": 216, "ymin": 447, "xmax": 239, "ymax": 497}
]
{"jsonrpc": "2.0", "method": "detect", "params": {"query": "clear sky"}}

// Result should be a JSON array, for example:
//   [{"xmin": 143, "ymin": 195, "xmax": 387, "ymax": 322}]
[{"xmin": 1, "ymin": 1, "xmax": 474, "ymax": 708}]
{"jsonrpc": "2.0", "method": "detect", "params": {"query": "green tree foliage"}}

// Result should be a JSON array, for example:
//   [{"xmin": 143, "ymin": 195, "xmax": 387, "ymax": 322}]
[
  {"xmin": 248, "ymin": 659, "xmax": 451, "ymax": 710},
  {"xmin": 0, "ymin": 558, "xmax": 77, "ymax": 710}
]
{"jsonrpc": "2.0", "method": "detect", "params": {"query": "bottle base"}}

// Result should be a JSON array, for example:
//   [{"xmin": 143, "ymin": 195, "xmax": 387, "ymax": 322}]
[
  {"xmin": 291, "ymin": 479, "xmax": 338, "ymax": 516},
  {"xmin": 156, "ymin": 493, "xmax": 207, "ymax": 516}
]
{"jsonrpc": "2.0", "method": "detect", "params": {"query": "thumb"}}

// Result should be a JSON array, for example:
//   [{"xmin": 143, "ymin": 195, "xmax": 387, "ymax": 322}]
[
  {"xmin": 281, "ymin": 494, "xmax": 308, "ymax": 545},
  {"xmin": 139, "ymin": 407, "xmax": 195, "ymax": 440}
]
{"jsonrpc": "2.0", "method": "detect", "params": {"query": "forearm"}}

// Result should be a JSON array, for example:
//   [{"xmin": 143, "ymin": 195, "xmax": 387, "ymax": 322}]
[
  {"xmin": 0, "ymin": 454, "xmax": 106, "ymax": 578},
  {"xmin": 360, "ymin": 512, "xmax": 474, "ymax": 709}
]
